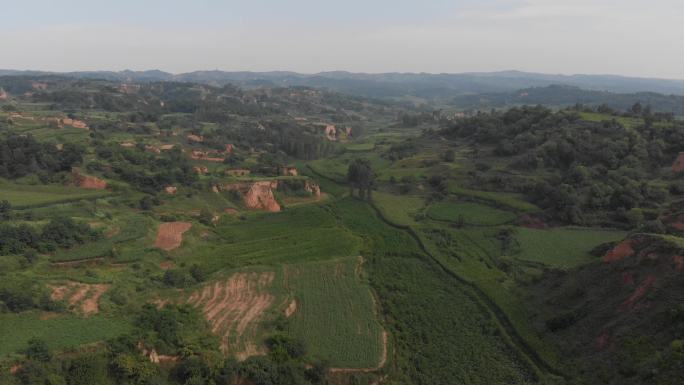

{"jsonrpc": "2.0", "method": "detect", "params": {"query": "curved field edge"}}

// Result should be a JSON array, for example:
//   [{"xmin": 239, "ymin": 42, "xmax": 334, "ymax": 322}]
[
  {"xmin": 331, "ymin": 199, "xmax": 541, "ymax": 384},
  {"xmin": 367, "ymin": 199, "xmax": 563, "ymax": 379}
]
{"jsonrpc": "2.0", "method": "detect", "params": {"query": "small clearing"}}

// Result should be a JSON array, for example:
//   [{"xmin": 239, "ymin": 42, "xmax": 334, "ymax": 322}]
[
  {"xmin": 187, "ymin": 272, "xmax": 275, "ymax": 358},
  {"xmin": 154, "ymin": 222, "xmax": 192, "ymax": 251}
]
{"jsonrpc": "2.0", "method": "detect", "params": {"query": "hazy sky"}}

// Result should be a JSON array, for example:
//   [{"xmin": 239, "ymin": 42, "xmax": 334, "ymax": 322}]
[{"xmin": 2, "ymin": 0, "xmax": 683, "ymax": 78}]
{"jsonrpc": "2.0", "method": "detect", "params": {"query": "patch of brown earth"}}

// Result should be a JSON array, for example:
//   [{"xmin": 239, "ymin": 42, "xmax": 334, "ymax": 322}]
[
  {"xmin": 0, "ymin": 88, "xmax": 8, "ymax": 100},
  {"xmin": 226, "ymin": 169, "xmax": 251, "ymax": 177},
  {"xmin": 154, "ymin": 222, "xmax": 192, "ymax": 251},
  {"xmin": 193, "ymin": 166, "xmax": 209, "ymax": 175},
  {"xmin": 603, "ymin": 239, "xmax": 634, "ymax": 263},
  {"xmin": 62, "ymin": 118, "xmax": 88, "ymax": 129},
  {"xmin": 230, "ymin": 181, "xmax": 280, "ymax": 212},
  {"xmin": 517, "ymin": 214, "xmax": 548, "ymax": 229},
  {"xmin": 187, "ymin": 134, "xmax": 204, "ymax": 142},
  {"xmin": 324, "ymin": 124, "xmax": 337, "ymax": 141},
  {"xmin": 618, "ymin": 275, "xmax": 657, "ymax": 311},
  {"xmin": 160, "ymin": 260, "xmax": 176, "ymax": 270},
  {"xmin": 49, "ymin": 282, "xmax": 110, "ymax": 315},
  {"xmin": 164, "ymin": 186, "xmax": 178, "ymax": 194},
  {"xmin": 284, "ymin": 299, "xmax": 297, "ymax": 318},
  {"xmin": 72, "ymin": 170, "xmax": 107, "ymax": 190},
  {"xmin": 672, "ymin": 153, "xmax": 684, "ymax": 173},
  {"xmin": 187, "ymin": 272, "xmax": 275, "ymax": 358}
]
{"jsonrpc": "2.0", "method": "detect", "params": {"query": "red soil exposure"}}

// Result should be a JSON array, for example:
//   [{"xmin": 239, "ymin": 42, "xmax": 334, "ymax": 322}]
[
  {"xmin": 619, "ymin": 275, "xmax": 657, "ymax": 311},
  {"xmin": 193, "ymin": 166, "xmax": 209, "ymax": 174},
  {"xmin": 668, "ymin": 214, "xmax": 684, "ymax": 231},
  {"xmin": 154, "ymin": 222, "xmax": 192, "ymax": 251},
  {"xmin": 187, "ymin": 272, "xmax": 275, "ymax": 357},
  {"xmin": 596, "ymin": 330, "xmax": 611, "ymax": 351},
  {"xmin": 164, "ymin": 186, "xmax": 178, "ymax": 194},
  {"xmin": 672, "ymin": 153, "xmax": 684, "ymax": 173},
  {"xmin": 72, "ymin": 170, "xmax": 107, "ymax": 189},
  {"xmin": 0, "ymin": 88, "xmax": 8, "ymax": 100},
  {"xmin": 516, "ymin": 214, "xmax": 548, "ymax": 229},
  {"xmin": 621, "ymin": 272, "xmax": 635, "ymax": 285},
  {"xmin": 673, "ymin": 255, "xmax": 684, "ymax": 271},
  {"xmin": 603, "ymin": 240, "xmax": 634, "ymax": 263},
  {"xmin": 244, "ymin": 181, "xmax": 281, "ymax": 212}
]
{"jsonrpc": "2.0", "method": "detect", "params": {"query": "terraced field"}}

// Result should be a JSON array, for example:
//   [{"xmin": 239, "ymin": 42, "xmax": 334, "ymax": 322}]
[{"xmin": 188, "ymin": 270, "xmax": 277, "ymax": 359}]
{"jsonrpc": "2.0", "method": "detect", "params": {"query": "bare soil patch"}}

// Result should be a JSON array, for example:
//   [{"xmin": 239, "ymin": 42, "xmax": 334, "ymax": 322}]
[
  {"xmin": 284, "ymin": 299, "xmax": 297, "ymax": 318},
  {"xmin": 187, "ymin": 272, "xmax": 276, "ymax": 358},
  {"xmin": 603, "ymin": 239, "xmax": 634, "ymax": 263},
  {"xmin": 49, "ymin": 282, "xmax": 110, "ymax": 315},
  {"xmin": 154, "ymin": 222, "xmax": 192, "ymax": 251}
]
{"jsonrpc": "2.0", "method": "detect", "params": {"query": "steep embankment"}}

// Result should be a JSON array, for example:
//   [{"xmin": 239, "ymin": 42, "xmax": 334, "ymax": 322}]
[{"xmin": 529, "ymin": 233, "xmax": 684, "ymax": 384}]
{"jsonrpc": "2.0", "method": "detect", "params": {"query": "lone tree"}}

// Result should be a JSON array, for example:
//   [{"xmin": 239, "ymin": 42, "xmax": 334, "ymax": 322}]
[{"xmin": 347, "ymin": 159, "xmax": 375, "ymax": 200}]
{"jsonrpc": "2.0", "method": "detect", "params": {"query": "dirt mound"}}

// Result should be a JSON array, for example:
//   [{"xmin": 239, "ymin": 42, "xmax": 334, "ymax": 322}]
[
  {"xmin": 284, "ymin": 299, "xmax": 297, "ymax": 318},
  {"xmin": 244, "ymin": 181, "xmax": 281, "ymax": 212},
  {"xmin": 187, "ymin": 134, "xmax": 204, "ymax": 142},
  {"xmin": 672, "ymin": 153, "xmax": 684, "ymax": 173},
  {"xmin": 72, "ymin": 170, "xmax": 107, "ymax": 190},
  {"xmin": 193, "ymin": 166, "xmax": 209, "ymax": 174},
  {"xmin": 324, "ymin": 124, "xmax": 337, "ymax": 141},
  {"xmin": 31, "ymin": 81, "xmax": 48, "ymax": 90},
  {"xmin": 164, "ymin": 186, "xmax": 178, "ymax": 194},
  {"xmin": 154, "ymin": 222, "xmax": 192, "ymax": 251},
  {"xmin": 0, "ymin": 88, "xmax": 7, "ymax": 100},
  {"xmin": 49, "ymin": 282, "xmax": 110, "ymax": 315},
  {"xmin": 187, "ymin": 272, "xmax": 276, "ymax": 357}
]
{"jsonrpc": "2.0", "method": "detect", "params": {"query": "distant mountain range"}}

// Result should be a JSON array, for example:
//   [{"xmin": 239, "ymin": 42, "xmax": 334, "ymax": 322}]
[{"xmin": 2, "ymin": 69, "xmax": 684, "ymax": 98}]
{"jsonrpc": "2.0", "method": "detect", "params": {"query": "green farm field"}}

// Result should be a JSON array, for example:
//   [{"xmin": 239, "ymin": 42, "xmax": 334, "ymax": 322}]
[
  {"xmin": 285, "ymin": 256, "xmax": 384, "ymax": 368},
  {"xmin": 515, "ymin": 227, "xmax": 626, "ymax": 268},
  {"xmin": 427, "ymin": 201, "xmax": 517, "ymax": 225},
  {"xmin": 0, "ymin": 312, "xmax": 131, "ymax": 357}
]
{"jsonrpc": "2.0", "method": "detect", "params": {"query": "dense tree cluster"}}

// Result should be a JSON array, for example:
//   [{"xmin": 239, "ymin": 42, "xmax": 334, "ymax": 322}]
[
  {"xmin": 94, "ymin": 144, "xmax": 197, "ymax": 192},
  {"xmin": 348, "ymin": 159, "xmax": 376, "ymax": 200},
  {"xmin": 0, "ymin": 135, "xmax": 85, "ymax": 179},
  {"xmin": 0, "ymin": 216, "xmax": 100, "ymax": 255},
  {"xmin": 441, "ymin": 106, "xmax": 684, "ymax": 226}
]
